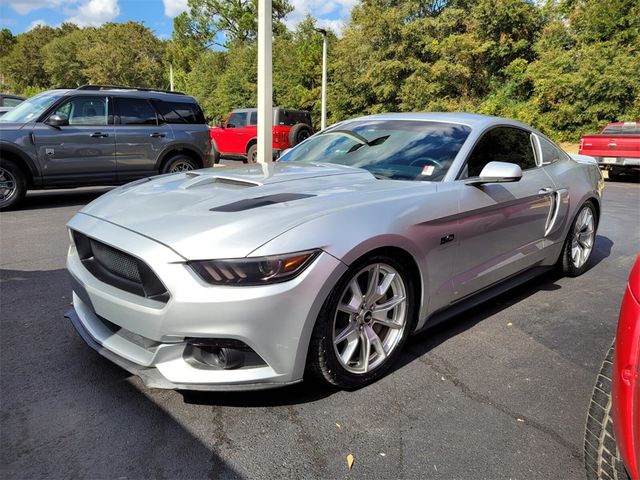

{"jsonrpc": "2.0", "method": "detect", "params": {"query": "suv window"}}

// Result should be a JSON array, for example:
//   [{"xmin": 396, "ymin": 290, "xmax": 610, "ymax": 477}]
[
  {"xmin": 538, "ymin": 136, "xmax": 562, "ymax": 165},
  {"xmin": 152, "ymin": 100, "xmax": 206, "ymax": 124},
  {"xmin": 277, "ymin": 109, "xmax": 310, "ymax": 126},
  {"xmin": 115, "ymin": 98, "xmax": 157, "ymax": 125},
  {"xmin": 460, "ymin": 127, "xmax": 536, "ymax": 178},
  {"xmin": 3, "ymin": 97, "xmax": 23, "ymax": 107},
  {"xmin": 226, "ymin": 111, "xmax": 247, "ymax": 128},
  {"xmin": 54, "ymin": 96, "xmax": 109, "ymax": 126},
  {"xmin": 249, "ymin": 111, "xmax": 257, "ymax": 126}
]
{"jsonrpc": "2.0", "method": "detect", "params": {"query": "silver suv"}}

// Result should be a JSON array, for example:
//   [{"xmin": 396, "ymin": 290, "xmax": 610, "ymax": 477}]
[{"xmin": 0, "ymin": 85, "xmax": 213, "ymax": 210}]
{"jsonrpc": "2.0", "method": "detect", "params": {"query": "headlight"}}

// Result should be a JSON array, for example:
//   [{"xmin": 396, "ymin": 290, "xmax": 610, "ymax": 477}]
[{"xmin": 188, "ymin": 250, "xmax": 321, "ymax": 286}]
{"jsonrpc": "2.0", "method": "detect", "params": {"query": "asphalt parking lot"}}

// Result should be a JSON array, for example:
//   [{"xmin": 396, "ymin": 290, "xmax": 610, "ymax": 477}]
[{"xmin": 1, "ymin": 180, "xmax": 639, "ymax": 479}]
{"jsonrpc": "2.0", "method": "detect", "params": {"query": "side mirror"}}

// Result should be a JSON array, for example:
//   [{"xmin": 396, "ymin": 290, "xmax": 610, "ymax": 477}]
[
  {"xmin": 465, "ymin": 161, "xmax": 522, "ymax": 186},
  {"xmin": 45, "ymin": 113, "xmax": 69, "ymax": 128}
]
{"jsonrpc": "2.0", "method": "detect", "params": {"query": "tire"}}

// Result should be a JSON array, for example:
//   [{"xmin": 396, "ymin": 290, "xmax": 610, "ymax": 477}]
[
  {"xmin": 288, "ymin": 123, "xmax": 312, "ymax": 147},
  {"xmin": 559, "ymin": 201, "xmax": 597, "ymax": 277},
  {"xmin": 0, "ymin": 159, "xmax": 27, "ymax": 211},
  {"xmin": 211, "ymin": 142, "xmax": 221, "ymax": 165},
  {"xmin": 306, "ymin": 254, "xmax": 416, "ymax": 389},
  {"xmin": 246, "ymin": 144, "xmax": 257, "ymax": 164},
  {"xmin": 162, "ymin": 154, "xmax": 199, "ymax": 173},
  {"xmin": 584, "ymin": 344, "xmax": 630, "ymax": 480}
]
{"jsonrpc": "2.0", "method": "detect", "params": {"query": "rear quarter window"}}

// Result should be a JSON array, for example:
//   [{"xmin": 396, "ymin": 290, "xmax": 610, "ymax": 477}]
[{"xmin": 152, "ymin": 100, "xmax": 206, "ymax": 124}]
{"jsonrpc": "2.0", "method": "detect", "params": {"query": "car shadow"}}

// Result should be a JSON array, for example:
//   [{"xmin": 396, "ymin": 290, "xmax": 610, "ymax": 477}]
[{"xmin": 19, "ymin": 187, "xmax": 114, "ymax": 210}]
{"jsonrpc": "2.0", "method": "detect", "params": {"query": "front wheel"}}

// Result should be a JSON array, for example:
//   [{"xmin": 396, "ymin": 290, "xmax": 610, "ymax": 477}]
[
  {"xmin": 559, "ymin": 201, "xmax": 597, "ymax": 277},
  {"xmin": 306, "ymin": 254, "xmax": 415, "ymax": 389},
  {"xmin": 0, "ymin": 159, "xmax": 27, "ymax": 211}
]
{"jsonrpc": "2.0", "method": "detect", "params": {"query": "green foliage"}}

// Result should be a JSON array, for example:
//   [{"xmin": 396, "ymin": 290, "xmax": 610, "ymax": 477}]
[{"xmin": 0, "ymin": 0, "xmax": 637, "ymax": 140}]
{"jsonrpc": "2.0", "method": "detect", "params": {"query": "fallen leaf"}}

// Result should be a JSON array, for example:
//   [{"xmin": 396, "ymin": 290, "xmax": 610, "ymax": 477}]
[
  {"xmin": 379, "ymin": 452, "xmax": 386, "ymax": 457},
  {"xmin": 347, "ymin": 453, "xmax": 354, "ymax": 470},
  {"xmin": 507, "ymin": 322, "xmax": 513, "ymax": 327},
  {"xmin": 336, "ymin": 423, "xmax": 342, "ymax": 430},
  {"xmin": 516, "ymin": 418, "xmax": 525, "ymax": 423}
]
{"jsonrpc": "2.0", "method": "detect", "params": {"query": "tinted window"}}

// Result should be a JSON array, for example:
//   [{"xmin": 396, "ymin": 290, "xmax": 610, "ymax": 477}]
[
  {"xmin": 280, "ymin": 120, "xmax": 471, "ymax": 182},
  {"xmin": 3, "ymin": 97, "xmax": 23, "ymax": 107},
  {"xmin": 54, "ymin": 96, "xmax": 108, "ymax": 126},
  {"xmin": 153, "ymin": 100, "xmax": 206, "ymax": 124},
  {"xmin": 538, "ymin": 136, "xmax": 562, "ymax": 165},
  {"xmin": 249, "ymin": 111, "xmax": 257, "ymax": 125},
  {"xmin": 226, "ymin": 111, "xmax": 247, "ymax": 128},
  {"xmin": 277, "ymin": 109, "xmax": 310, "ymax": 126},
  {"xmin": 115, "ymin": 98, "xmax": 157, "ymax": 125},
  {"xmin": 603, "ymin": 124, "xmax": 640, "ymax": 135},
  {"xmin": 461, "ymin": 127, "xmax": 536, "ymax": 178}
]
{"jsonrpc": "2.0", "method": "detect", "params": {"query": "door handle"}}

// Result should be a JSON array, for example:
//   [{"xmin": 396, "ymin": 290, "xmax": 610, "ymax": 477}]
[
  {"xmin": 149, "ymin": 132, "xmax": 166, "ymax": 138},
  {"xmin": 538, "ymin": 187, "xmax": 553, "ymax": 195},
  {"xmin": 608, "ymin": 142, "xmax": 617, "ymax": 147},
  {"xmin": 90, "ymin": 132, "xmax": 108, "ymax": 138}
]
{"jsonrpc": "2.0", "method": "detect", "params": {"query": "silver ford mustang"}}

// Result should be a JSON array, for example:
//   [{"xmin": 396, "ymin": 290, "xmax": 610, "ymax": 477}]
[{"xmin": 66, "ymin": 113, "xmax": 604, "ymax": 390}]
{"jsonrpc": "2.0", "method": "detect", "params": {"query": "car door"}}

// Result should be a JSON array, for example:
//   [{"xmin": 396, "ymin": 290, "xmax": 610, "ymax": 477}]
[
  {"xmin": 33, "ymin": 95, "xmax": 116, "ymax": 185},
  {"xmin": 113, "ymin": 97, "xmax": 173, "ymax": 182},
  {"xmin": 451, "ymin": 126, "xmax": 556, "ymax": 300},
  {"xmin": 223, "ymin": 111, "xmax": 250, "ymax": 154}
]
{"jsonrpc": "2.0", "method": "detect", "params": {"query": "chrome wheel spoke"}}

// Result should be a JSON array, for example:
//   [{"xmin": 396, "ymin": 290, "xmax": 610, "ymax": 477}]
[
  {"xmin": 340, "ymin": 338, "xmax": 359, "ymax": 365},
  {"xmin": 371, "ymin": 313, "xmax": 402, "ymax": 329},
  {"xmin": 359, "ymin": 330, "xmax": 371, "ymax": 372},
  {"xmin": 365, "ymin": 264, "xmax": 380, "ymax": 300},
  {"xmin": 373, "ymin": 295, "xmax": 406, "ymax": 313},
  {"xmin": 334, "ymin": 322, "xmax": 358, "ymax": 345},
  {"xmin": 364, "ymin": 324, "xmax": 386, "ymax": 361}
]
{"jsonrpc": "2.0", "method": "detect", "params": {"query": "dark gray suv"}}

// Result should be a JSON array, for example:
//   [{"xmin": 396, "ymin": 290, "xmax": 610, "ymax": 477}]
[{"xmin": 0, "ymin": 85, "xmax": 212, "ymax": 210}]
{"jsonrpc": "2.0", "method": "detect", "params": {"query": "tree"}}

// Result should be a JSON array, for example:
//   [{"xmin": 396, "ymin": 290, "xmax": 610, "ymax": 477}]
[
  {"xmin": 179, "ymin": 0, "xmax": 293, "ymax": 48},
  {"xmin": 42, "ymin": 25, "xmax": 91, "ymax": 87},
  {"xmin": 77, "ymin": 22, "xmax": 166, "ymax": 88}
]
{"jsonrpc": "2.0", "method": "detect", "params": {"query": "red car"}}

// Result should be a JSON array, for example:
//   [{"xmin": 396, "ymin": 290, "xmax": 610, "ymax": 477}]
[
  {"xmin": 579, "ymin": 122, "xmax": 640, "ymax": 181},
  {"xmin": 210, "ymin": 108, "xmax": 313, "ymax": 163},
  {"xmin": 586, "ymin": 256, "xmax": 640, "ymax": 480}
]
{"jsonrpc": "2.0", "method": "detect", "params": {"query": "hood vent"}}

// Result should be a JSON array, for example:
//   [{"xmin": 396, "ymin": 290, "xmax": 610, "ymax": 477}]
[{"xmin": 210, "ymin": 193, "xmax": 315, "ymax": 212}]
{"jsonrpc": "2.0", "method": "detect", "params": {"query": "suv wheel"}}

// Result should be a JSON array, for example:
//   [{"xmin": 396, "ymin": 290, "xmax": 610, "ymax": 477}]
[
  {"xmin": 163, "ymin": 154, "xmax": 199, "ymax": 173},
  {"xmin": 246, "ymin": 144, "xmax": 257, "ymax": 164},
  {"xmin": 0, "ymin": 159, "xmax": 27, "ymax": 211},
  {"xmin": 289, "ymin": 123, "xmax": 312, "ymax": 147}
]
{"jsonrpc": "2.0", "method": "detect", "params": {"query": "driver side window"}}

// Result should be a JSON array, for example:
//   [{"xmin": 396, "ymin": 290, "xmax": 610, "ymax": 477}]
[
  {"xmin": 226, "ymin": 112, "xmax": 247, "ymax": 128},
  {"xmin": 460, "ymin": 127, "xmax": 536, "ymax": 178},
  {"xmin": 53, "ymin": 96, "xmax": 108, "ymax": 126}
]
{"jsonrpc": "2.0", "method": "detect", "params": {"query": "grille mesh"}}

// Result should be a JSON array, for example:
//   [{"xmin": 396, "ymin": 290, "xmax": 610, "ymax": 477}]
[{"xmin": 90, "ymin": 239, "xmax": 141, "ymax": 283}]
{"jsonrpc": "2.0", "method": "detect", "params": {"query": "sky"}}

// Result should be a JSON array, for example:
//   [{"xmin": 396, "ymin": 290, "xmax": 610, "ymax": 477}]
[{"xmin": 0, "ymin": 0, "xmax": 356, "ymax": 38}]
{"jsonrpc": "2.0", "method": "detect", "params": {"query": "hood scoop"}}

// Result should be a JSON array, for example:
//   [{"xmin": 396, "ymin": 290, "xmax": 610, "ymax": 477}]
[
  {"xmin": 210, "ymin": 193, "xmax": 316, "ymax": 212},
  {"xmin": 182, "ymin": 172, "xmax": 261, "ymax": 190}
]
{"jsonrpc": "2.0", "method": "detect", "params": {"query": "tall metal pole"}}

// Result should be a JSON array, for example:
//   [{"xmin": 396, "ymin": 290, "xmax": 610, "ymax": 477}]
[
  {"xmin": 320, "ymin": 33, "xmax": 327, "ymax": 130},
  {"xmin": 169, "ymin": 63, "xmax": 174, "ymax": 91},
  {"xmin": 257, "ymin": 0, "xmax": 273, "ymax": 164}
]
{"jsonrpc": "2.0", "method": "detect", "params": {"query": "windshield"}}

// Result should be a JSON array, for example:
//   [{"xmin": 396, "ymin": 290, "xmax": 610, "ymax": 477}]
[
  {"xmin": 279, "ymin": 120, "xmax": 471, "ymax": 181},
  {"xmin": 0, "ymin": 91, "xmax": 64, "ymax": 123}
]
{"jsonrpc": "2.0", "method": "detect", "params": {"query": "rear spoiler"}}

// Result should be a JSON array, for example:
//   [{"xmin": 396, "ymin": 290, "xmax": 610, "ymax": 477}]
[{"xmin": 569, "ymin": 153, "xmax": 598, "ymax": 165}]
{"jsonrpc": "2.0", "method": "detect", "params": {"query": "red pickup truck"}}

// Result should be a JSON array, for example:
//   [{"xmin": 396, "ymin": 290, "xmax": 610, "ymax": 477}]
[
  {"xmin": 579, "ymin": 122, "xmax": 640, "ymax": 180},
  {"xmin": 210, "ymin": 108, "xmax": 313, "ymax": 163}
]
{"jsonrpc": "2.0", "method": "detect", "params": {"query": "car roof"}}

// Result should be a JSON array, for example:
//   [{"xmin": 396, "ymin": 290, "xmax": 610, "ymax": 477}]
[
  {"xmin": 50, "ymin": 87, "xmax": 197, "ymax": 103},
  {"xmin": 232, "ymin": 108, "xmax": 309, "ymax": 113},
  {"xmin": 348, "ymin": 112, "xmax": 531, "ymax": 130}
]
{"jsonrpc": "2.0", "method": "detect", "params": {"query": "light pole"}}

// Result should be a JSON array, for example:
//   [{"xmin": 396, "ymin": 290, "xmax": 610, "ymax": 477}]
[
  {"xmin": 257, "ymin": 0, "xmax": 273, "ymax": 164},
  {"xmin": 315, "ymin": 28, "xmax": 328, "ymax": 131}
]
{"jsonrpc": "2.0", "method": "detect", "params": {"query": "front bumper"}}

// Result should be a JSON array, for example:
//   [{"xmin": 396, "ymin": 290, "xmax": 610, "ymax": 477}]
[{"xmin": 66, "ymin": 213, "xmax": 347, "ymax": 391}]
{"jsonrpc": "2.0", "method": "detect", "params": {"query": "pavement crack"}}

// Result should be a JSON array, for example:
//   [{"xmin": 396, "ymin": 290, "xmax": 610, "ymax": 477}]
[
  {"xmin": 418, "ymin": 351, "xmax": 582, "ymax": 460},
  {"xmin": 208, "ymin": 406, "xmax": 234, "ymax": 480}
]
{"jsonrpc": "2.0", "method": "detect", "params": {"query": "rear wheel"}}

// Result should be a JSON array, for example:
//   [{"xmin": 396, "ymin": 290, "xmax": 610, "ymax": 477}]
[
  {"xmin": 288, "ymin": 123, "xmax": 312, "ymax": 147},
  {"xmin": 162, "ymin": 154, "xmax": 199, "ymax": 173},
  {"xmin": 0, "ymin": 159, "xmax": 27, "ymax": 211},
  {"xmin": 306, "ymin": 254, "xmax": 415, "ymax": 389},
  {"xmin": 211, "ymin": 142, "xmax": 221, "ymax": 165},
  {"xmin": 560, "ymin": 201, "xmax": 597, "ymax": 277},
  {"xmin": 584, "ymin": 344, "xmax": 630, "ymax": 480}
]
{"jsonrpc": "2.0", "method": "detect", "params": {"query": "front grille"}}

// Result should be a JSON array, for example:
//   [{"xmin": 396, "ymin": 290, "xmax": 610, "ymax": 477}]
[
  {"xmin": 90, "ymin": 239, "xmax": 142, "ymax": 283},
  {"xmin": 72, "ymin": 230, "xmax": 169, "ymax": 303}
]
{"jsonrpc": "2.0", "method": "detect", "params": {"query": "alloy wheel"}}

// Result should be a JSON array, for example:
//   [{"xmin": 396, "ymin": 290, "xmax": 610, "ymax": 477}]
[
  {"xmin": 571, "ymin": 206, "xmax": 595, "ymax": 269},
  {"xmin": 0, "ymin": 167, "xmax": 17, "ymax": 203},
  {"xmin": 170, "ymin": 161, "xmax": 195, "ymax": 172},
  {"xmin": 332, "ymin": 263, "xmax": 408, "ymax": 374}
]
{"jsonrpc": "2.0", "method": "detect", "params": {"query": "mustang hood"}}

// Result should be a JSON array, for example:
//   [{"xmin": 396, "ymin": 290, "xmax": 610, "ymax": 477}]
[{"xmin": 78, "ymin": 162, "xmax": 432, "ymax": 260}]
